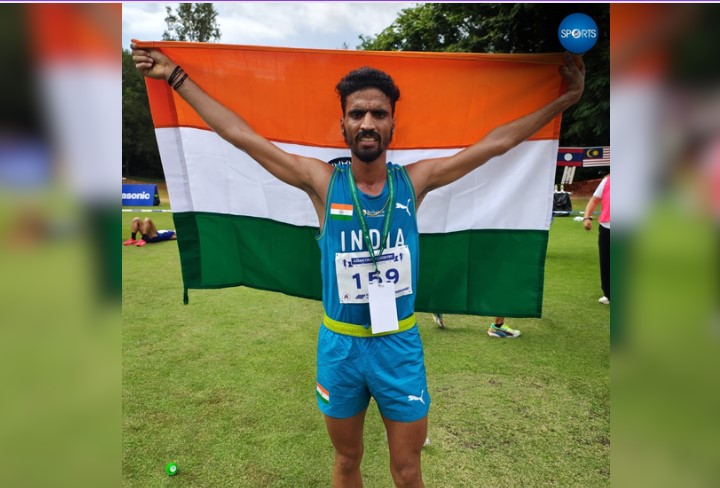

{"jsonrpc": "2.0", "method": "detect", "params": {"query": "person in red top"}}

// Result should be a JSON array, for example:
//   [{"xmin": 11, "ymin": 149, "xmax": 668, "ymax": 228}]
[{"xmin": 583, "ymin": 174, "xmax": 611, "ymax": 304}]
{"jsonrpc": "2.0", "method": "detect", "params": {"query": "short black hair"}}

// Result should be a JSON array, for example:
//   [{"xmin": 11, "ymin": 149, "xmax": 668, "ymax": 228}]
[{"xmin": 335, "ymin": 66, "xmax": 401, "ymax": 114}]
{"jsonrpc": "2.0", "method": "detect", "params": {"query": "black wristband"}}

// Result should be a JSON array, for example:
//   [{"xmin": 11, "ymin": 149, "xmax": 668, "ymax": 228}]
[
  {"xmin": 167, "ymin": 65, "xmax": 183, "ymax": 86},
  {"xmin": 583, "ymin": 217, "xmax": 593, "ymax": 221},
  {"xmin": 173, "ymin": 73, "xmax": 188, "ymax": 90}
]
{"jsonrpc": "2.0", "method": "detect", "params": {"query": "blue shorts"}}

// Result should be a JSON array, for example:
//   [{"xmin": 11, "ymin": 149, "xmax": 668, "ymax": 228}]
[
  {"xmin": 316, "ymin": 324, "xmax": 430, "ymax": 422},
  {"xmin": 144, "ymin": 230, "xmax": 175, "ymax": 243}
]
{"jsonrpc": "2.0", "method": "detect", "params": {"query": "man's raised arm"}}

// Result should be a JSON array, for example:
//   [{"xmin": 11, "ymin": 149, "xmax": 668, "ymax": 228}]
[
  {"xmin": 130, "ymin": 41, "xmax": 331, "ymax": 202},
  {"xmin": 407, "ymin": 52, "xmax": 586, "ymax": 205}
]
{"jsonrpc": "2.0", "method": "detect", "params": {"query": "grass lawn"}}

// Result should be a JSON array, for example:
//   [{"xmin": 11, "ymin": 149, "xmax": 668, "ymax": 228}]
[{"xmin": 122, "ymin": 203, "xmax": 609, "ymax": 487}]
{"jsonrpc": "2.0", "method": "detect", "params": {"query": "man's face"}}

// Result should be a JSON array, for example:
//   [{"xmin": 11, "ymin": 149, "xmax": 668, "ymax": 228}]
[{"xmin": 341, "ymin": 88, "xmax": 395, "ymax": 163}]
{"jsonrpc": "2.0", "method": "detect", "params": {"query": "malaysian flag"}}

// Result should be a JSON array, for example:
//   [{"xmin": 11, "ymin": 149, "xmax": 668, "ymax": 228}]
[{"xmin": 583, "ymin": 146, "xmax": 611, "ymax": 167}]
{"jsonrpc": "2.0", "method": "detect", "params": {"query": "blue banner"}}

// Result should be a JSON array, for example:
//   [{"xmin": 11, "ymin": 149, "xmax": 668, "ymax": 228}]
[{"xmin": 122, "ymin": 184, "xmax": 159, "ymax": 206}]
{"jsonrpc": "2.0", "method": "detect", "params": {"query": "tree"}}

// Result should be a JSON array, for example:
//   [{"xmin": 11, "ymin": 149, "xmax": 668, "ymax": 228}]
[
  {"xmin": 359, "ymin": 4, "xmax": 609, "ymax": 149},
  {"xmin": 122, "ymin": 49, "xmax": 163, "ymax": 178},
  {"xmin": 163, "ymin": 3, "xmax": 221, "ymax": 42}
]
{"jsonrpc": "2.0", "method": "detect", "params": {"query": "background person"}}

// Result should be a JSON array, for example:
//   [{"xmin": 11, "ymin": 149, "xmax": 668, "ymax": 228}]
[
  {"xmin": 583, "ymin": 174, "xmax": 610, "ymax": 304},
  {"xmin": 432, "ymin": 314, "xmax": 520, "ymax": 337},
  {"xmin": 123, "ymin": 216, "xmax": 176, "ymax": 247},
  {"xmin": 487, "ymin": 316, "xmax": 520, "ymax": 338}
]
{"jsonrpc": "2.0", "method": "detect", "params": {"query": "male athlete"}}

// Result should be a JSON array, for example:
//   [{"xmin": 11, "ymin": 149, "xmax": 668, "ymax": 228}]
[
  {"xmin": 132, "ymin": 41, "xmax": 584, "ymax": 487},
  {"xmin": 123, "ymin": 216, "xmax": 176, "ymax": 247}
]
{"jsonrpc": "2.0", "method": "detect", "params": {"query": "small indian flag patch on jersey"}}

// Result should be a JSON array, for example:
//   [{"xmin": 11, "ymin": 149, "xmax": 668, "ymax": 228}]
[
  {"xmin": 330, "ymin": 203, "xmax": 353, "ymax": 220},
  {"xmin": 316, "ymin": 383, "xmax": 330, "ymax": 404}
]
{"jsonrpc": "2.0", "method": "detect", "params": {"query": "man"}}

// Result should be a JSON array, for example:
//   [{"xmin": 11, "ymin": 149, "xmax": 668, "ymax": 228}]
[
  {"xmin": 131, "ymin": 41, "xmax": 584, "ymax": 487},
  {"xmin": 123, "ymin": 216, "xmax": 176, "ymax": 247}
]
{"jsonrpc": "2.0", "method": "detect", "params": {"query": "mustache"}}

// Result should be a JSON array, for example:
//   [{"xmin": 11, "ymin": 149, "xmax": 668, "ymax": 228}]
[{"xmin": 355, "ymin": 130, "xmax": 381, "ymax": 142}]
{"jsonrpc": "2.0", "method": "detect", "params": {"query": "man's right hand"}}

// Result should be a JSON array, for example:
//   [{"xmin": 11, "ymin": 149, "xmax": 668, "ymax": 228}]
[{"xmin": 130, "ymin": 40, "xmax": 175, "ymax": 81}]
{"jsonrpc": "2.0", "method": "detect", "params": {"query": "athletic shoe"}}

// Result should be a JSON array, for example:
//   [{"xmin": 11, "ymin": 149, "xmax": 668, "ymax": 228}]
[
  {"xmin": 432, "ymin": 313, "xmax": 445, "ymax": 329},
  {"xmin": 487, "ymin": 323, "xmax": 521, "ymax": 338},
  {"xmin": 123, "ymin": 238, "xmax": 137, "ymax": 246},
  {"xmin": 598, "ymin": 296, "xmax": 610, "ymax": 305},
  {"xmin": 136, "ymin": 239, "xmax": 147, "ymax": 247}
]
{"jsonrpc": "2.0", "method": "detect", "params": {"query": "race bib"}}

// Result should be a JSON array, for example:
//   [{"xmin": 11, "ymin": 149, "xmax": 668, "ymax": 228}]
[{"xmin": 335, "ymin": 245, "xmax": 412, "ymax": 304}]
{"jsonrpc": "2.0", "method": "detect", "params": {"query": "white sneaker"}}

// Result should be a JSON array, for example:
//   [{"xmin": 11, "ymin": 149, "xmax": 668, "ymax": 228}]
[
  {"xmin": 598, "ymin": 296, "xmax": 610, "ymax": 305},
  {"xmin": 432, "ymin": 313, "xmax": 445, "ymax": 328}
]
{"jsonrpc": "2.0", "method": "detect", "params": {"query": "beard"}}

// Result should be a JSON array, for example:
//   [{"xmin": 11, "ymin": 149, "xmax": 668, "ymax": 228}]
[{"xmin": 344, "ymin": 128, "xmax": 394, "ymax": 163}]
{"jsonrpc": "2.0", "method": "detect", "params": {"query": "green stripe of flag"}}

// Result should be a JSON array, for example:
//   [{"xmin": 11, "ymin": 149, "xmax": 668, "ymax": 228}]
[
  {"xmin": 173, "ymin": 212, "xmax": 547, "ymax": 317},
  {"xmin": 416, "ymin": 229, "xmax": 547, "ymax": 318},
  {"xmin": 174, "ymin": 212, "xmax": 323, "ymax": 300}
]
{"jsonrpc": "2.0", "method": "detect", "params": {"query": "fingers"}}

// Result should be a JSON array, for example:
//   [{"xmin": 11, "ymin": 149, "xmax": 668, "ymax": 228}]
[
  {"xmin": 130, "ymin": 40, "xmax": 151, "ymax": 63},
  {"xmin": 563, "ymin": 52, "xmax": 585, "ymax": 75},
  {"xmin": 130, "ymin": 42, "xmax": 146, "ymax": 58},
  {"xmin": 132, "ymin": 51, "xmax": 151, "ymax": 60},
  {"xmin": 131, "ymin": 46, "xmax": 150, "ymax": 62},
  {"xmin": 559, "ymin": 52, "xmax": 585, "ymax": 104},
  {"xmin": 129, "ymin": 40, "xmax": 171, "ymax": 80},
  {"xmin": 574, "ymin": 55, "xmax": 586, "ymax": 76},
  {"xmin": 133, "ymin": 53, "xmax": 154, "ymax": 70},
  {"xmin": 130, "ymin": 41, "xmax": 155, "ymax": 71}
]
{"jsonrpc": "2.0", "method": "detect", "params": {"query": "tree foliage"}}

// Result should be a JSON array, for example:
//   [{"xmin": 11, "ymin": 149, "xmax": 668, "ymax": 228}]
[
  {"xmin": 359, "ymin": 4, "xmax": 609, "ymax": 147},
  {"xmin": 122, "ymin": 49, "xmax": 162, "ymax": 178},
  {"xmin": 162, "ymin": 3, "xmax": 221, "ymax": 42}
]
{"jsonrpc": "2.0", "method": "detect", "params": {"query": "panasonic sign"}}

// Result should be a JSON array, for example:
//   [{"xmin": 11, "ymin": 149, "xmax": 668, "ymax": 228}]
[
  {"xmin": 122, "ymin": 184, "xmax": 160, "ymax": 206},
  {"xmin": 122, "ymin": 191, "xmax": 151, "ymax": 200}
]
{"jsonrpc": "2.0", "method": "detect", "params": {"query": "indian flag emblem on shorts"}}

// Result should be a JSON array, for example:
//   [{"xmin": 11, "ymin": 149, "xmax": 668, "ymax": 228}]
[
  {"xmin": 330, "ymin": 203, "xmax": 353, "ymax": 221},
  {"xmin": 316, "ymin": 383, "xmax": 330, "ymax": 404}
]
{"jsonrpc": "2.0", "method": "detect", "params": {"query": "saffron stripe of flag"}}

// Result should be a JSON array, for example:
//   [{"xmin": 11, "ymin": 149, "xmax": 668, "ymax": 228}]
[{"xmin": 140, "ymin": 42, "xmax": 567, "ymax": 317}]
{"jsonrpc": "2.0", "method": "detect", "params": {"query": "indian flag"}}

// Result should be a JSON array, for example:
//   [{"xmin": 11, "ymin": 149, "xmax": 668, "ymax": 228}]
[
  {"xmin": 316, "ymin": 383, "xmax": 329, "ymax": 405},
  {"xmin": 330, "ymin": 203, "xmax": 353, "ymax": 221},
  {"xmin": 138, "ymin": 41, "xmax": 565, "ymax": 317}
]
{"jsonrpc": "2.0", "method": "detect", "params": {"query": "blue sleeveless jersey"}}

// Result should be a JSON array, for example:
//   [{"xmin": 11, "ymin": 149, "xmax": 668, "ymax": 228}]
[{"xmin": 316, "ymin": 162, "xmax": 418, "ymax": 330}]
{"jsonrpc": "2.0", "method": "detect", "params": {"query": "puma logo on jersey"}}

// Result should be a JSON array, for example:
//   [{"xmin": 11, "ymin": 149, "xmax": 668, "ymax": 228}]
[
  {"xmin": 395, "ymin": 198, "xmax": 412, "ymax": 217},
  {"xmin": 407, "ymin": 389, "xmax": 425, "ymax": 405}
]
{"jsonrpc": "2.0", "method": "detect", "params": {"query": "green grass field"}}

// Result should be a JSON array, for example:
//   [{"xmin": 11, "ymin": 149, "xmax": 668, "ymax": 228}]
[{"xmin": 122, "ymin": 200, "xmax": 609, "ymax": 487}]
